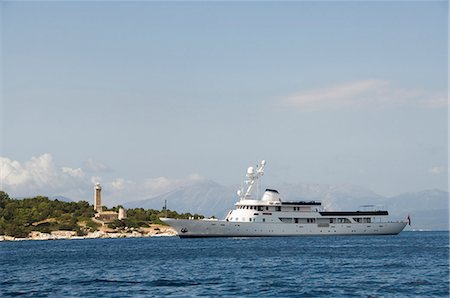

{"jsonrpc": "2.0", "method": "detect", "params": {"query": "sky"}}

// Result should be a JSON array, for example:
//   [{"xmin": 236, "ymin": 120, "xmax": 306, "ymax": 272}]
[{"xmin": 0, "ymin": 1, "xmax": 448, "ymax": 206}]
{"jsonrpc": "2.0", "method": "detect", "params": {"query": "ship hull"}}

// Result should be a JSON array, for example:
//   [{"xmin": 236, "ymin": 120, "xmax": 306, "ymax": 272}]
[{"xmin": 161, "ymin": 218, "xmax": 407, "ymax": 238}]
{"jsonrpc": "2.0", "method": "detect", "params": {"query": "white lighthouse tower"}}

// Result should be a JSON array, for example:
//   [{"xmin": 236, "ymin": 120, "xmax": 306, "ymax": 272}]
[{"xmin": 94, "ymin": 183, "xmax": 102, "ymax": 213}]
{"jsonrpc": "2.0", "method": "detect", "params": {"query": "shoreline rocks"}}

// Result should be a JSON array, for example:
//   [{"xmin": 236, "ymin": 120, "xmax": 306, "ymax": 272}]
[{"xmin": 0, "ymin": 225, "xmax": 177, "ymax": 241}]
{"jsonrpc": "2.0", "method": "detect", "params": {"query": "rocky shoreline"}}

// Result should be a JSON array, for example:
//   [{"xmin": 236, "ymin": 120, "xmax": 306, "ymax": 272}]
[{"xmin": 0, "ymin": 225, "xmax": 178, "ymax": 241}]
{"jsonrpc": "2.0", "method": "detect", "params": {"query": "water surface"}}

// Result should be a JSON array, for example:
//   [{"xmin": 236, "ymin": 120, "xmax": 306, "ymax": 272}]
[{"xmin": 1, "ymin": 231, "xmax": 448, "ymax": 297}]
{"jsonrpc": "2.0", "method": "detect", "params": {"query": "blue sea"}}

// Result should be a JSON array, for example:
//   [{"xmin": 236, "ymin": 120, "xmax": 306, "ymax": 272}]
[{"xmin": 1, "ymin": 231, "xmax": 448, "ymax": 297}]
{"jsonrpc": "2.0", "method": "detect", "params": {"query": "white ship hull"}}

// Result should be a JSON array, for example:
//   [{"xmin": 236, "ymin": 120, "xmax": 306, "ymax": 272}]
[
  {"xmin": 161, "ymin": 218, "xmax": 407, "ymax": 238},
  {"xmin": 160, "ymin": 160, "xmax": 409, "ymax": 238}
]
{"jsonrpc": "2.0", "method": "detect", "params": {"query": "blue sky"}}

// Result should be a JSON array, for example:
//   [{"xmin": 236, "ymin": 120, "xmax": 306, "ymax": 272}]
[{"xmin": 1, "ymin": 1, "xmax": 448, "ymax": 204}]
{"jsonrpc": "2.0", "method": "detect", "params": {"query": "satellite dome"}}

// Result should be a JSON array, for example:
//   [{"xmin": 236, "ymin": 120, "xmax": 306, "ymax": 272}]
[
  {"xmin": 247, "ymin": 166, "xmax": 254, "ymax": 175},
  {"xmin": 262, "ymin": 189, "xmax": 282, "ymax": 202}
]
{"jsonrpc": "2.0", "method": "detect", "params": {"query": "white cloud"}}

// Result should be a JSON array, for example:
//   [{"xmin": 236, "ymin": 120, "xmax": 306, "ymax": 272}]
[
  {"xmin": 99, "ymin": 174, "xmax": 206, "ymax": 206},
  {"xmin": 83, "ymin": 158, "xmax": 111, "ymax": 173},
  {"xmin": 420, "ymin": 95, "xmax": 448, "ymax": 109},
  {"xmin": 143, "ymin": 177, "xmax": 172, "ymax": 195},
  {"xmin": 62, "ymin": 167, "xmax": 84, "ymax": 178},
  {"xmin": 0, "ymin": 154, "xmax": 88, "ymax": 197},
  {"xmin": 142, "ymin": 173, "xmax": 206, "ymax": 197},
  {"xmin": 428, "ymin": 166, "xmax": 448, "ymax": 175},
  {"xmin": 0, "ymin": 153, "xmax": 206, "ymax": 206},
  {"xmin": 90, "ymin": 176, "xmax": 102, "ymax": 184},
  {"xmin": 283, "ymin": 80, "xmax": 446, "ymax": 110},
  {"xmin": 111, "ymin": 178, "xmax": 135, "ymax": 191}
]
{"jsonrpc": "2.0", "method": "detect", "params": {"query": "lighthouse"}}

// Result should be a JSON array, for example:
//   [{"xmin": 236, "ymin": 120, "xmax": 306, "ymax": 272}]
[{"xmin": 94, "ymin": 183, "xmax": 102, "ymax": 213}]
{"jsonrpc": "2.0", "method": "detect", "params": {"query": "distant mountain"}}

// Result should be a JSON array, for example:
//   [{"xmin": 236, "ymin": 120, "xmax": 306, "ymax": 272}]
[
  {"xmin": 385, "ymin": 189, "xmax": 448, "ymax": 231},
  {"xmin": 125, "ymin": 180, "xmax": 449, "ymax": 231},
  {"xmin": 124, "ymin": 180, "xmax": 236, "ymax": 218},
  {"xmin": 49, "ymin": 196, "xmax": 73, "ymax": 202},
  {"xmin": 275, "ymin": 183, "xmax": 383, "ymax": 211}
]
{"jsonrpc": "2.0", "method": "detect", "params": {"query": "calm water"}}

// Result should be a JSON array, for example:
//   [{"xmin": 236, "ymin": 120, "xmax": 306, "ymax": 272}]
[{"xmin": 1, "ymin": 231, "xmax": 448, "ymax": 297}]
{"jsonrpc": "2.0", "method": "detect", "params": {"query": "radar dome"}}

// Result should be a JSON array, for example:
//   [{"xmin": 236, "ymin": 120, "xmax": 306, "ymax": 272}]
[
  {"xmin": 262, "ymin": 189, "xmax": 282, "ymax": 202},
  {"xmin": 247, "ymin": 166, "xmax": 254, "ymax": 175}
]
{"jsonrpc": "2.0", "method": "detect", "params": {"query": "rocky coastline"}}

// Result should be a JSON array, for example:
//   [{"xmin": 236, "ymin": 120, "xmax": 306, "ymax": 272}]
[{"xmin": 0, "ymin": 225, "xmax": 177, "ymax": 241}]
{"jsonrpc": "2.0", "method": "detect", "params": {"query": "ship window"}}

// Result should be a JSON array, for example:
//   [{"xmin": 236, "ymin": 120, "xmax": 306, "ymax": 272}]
[
  {"xmin": 276, "ymin": 206, "xmax": 281, "ymax": 211},
  {"xmin": 258, "ymin": 206, "xmax": 263, "ymax": 211},
  {"xmin": 262, "ymin": 218, "xmax": 266, "ymax": 222},
  {"xmin": 266, "ymin": 207, "xmax": 269, "ymax": 210}
]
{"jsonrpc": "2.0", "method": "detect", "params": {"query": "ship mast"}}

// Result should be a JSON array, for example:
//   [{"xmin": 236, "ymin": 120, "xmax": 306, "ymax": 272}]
[{"xmin": 237, "ymin": 160, "xmax": 266, "ymax": 201}]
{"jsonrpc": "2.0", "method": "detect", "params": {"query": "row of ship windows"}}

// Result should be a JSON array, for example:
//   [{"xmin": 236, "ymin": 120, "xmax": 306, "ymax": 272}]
[
  {"xmin": 279, "ymin": 218, "xmax": 354, "ymax": 224},
  {"xmin": 228, "ymin": 217, "xmax": 372, "ymax": 223},
  {"xmin": 229, "ymin": 217, "xmax": 269, "ymax": 222},
  {"xmin": 237, "ymin": 206, "xmax": 314, "ymax": 212},
  {"xmin": 238, "ymin": 206, "xmax": 276, "ymax": 211}
]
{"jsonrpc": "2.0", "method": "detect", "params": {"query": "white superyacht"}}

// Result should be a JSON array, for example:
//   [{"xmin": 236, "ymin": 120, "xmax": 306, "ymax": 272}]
[{"xmin": 161, "ymin": 160, "xmax": 408, "ymax": 238}]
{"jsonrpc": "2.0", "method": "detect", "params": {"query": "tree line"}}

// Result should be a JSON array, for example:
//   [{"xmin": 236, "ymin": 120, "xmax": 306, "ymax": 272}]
[{"xmin": 0, "ymin": 191, "xmax": 203, "ymax": 238}]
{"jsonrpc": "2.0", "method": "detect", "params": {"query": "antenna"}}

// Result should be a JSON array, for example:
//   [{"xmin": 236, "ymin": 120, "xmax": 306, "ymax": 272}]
[
  {"xmin": 164, "ymin": 200, "xmax": 168, "ymax": 218},
  {"xmin": 238, "ymin": 160, "xmax": 266, "ymax": 200}
]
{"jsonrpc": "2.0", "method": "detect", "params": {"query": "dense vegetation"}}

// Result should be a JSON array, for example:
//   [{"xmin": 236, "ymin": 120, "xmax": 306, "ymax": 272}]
[
  {"xmin": 0, "ymin": 191, "xmax": 97, "ymax": 238},
  {"xmin": 107, "ymin": 207, "xmax": 204, "ymax": 230},
  {"xmin": 0, "ymin": 191, "xmax": 203, "ymax": 238}
]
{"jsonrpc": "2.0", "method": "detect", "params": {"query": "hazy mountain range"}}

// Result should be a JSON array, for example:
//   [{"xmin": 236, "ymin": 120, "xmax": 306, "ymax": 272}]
[{"xmin": 124, "ymin": 180, "xmax": 449, "ymax": 231}]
